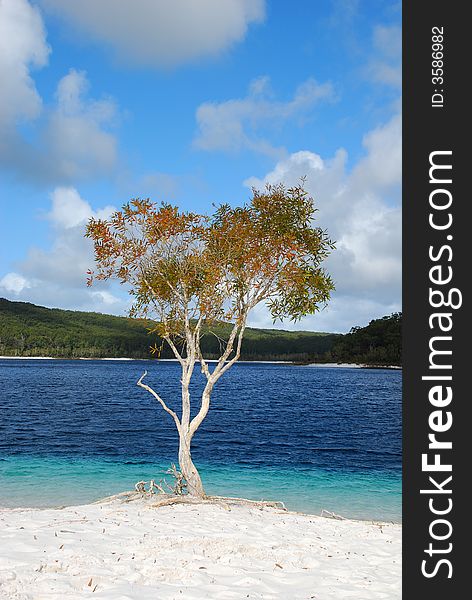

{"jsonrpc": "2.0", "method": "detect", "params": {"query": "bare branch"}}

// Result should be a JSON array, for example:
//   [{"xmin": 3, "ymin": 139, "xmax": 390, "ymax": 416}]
[
  {"xmin": 208, "ymin": 330, "xmax": 227, "ymax": 355},
  {"xmin": 193, "ymin": 315, "xmax": 211, "ymax": 380},
  {"xmin": 216, "ymin": 319, "xmax": 247, "ymax": 379},
  {"xmin": 137, "ymin": 371, "xmax": 181, "ymax": 430},
  {"xmin": 210, "ymin": 306, "xmax": 249, "ymax": 382},
  {"xmin": 188, "ymin": 305, "xmax": 250, "ymax": 440},
  {"xmin": 163, "ymin": 335, "xmax": 185, "ymax": 366},
  {"xmin": 188, "ymin": 387, "xmax": 211, "ymax": 440},
  {"xmin": 214, "ymin": 320, "xmax": 240, "ymax": 367},
  {"xmin": 197, "ymin": 347, "xmax": 211, "ymax": 380}
]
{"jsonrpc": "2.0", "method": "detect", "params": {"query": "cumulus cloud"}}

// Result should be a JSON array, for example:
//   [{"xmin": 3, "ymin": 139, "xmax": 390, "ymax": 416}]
[
  {"xmin": 0, "ymin": 1, "xmax": 120, "ymax": 183},
  {"xmin": 248, "ymin": 295, "xmax": 400, "ymax": 335},
  {"xmin": 39, "ymin": 0, "xmax": 265, "ymax": 67},
  {"xmin": 350, "ymin": 113, "xmax": 401, "ymax": 189},
  {"xmin": 19, "ymin": 187, "xmax": 113, "ymax": 289},
  {"xmin": 194, "ymin": 76, "xmax": 334, "ymax": 156},
  {"xmin": 0, "ymin": 272, "xmax": 32, "ymax": 295},
  {"xmin": 0, "ymin": 0, "xmax": 50, "ymax": 131},
  {"xmin": 90, "ymin": 290, "xmax": 121, "ymax": 306},
  {"xmin": 1, "ymin": 66, "xmax": 119, "ymax": 184},
  {"xmin": 0, "ymin": 187, "xmax": 127, "ymax": 313},
  {"xmin": 245, "ymin": 112, "xmax": 401, "ymax": 332},
  {"xmin": 42, "ymin": 69, "xmax": 118, "ymax": 180},
  {"xmin": 48, "ymin": 186, "xmax": 115, "ymax": 229}
]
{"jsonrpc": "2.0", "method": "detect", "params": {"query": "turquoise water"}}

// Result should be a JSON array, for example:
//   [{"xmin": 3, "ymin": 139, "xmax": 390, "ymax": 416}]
[
  {"xmin": 0, "ymin": 360, "xmax": 401, "ymax": 521},
  {"xmin": 0, "ymin": 456, "xmax": 400, "ymax": 522}
]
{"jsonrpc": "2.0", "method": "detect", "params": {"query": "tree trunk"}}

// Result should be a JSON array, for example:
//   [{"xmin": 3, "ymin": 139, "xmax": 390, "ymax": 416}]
[{"xmin": 178, "ymin": 432, "xmax": 205, "ymax": 498}]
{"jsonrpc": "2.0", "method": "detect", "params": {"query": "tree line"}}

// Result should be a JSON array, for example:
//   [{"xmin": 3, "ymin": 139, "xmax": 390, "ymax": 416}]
[
  {"xmin": 325, "ymin": 312, "xmax": 402, "ymax": 366},
  {"xmin": 0, "ymin": 298, "xmax": 401, "ymax": 366}
]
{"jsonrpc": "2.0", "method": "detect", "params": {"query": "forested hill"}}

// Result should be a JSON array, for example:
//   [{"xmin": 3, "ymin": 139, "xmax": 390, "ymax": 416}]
[
  {"xmin": 327, "ymin": 312, "xmax": 402, "ymax": 366},
  {"xmin": 0, "ymin": 298, "xmax": 401, "ymax": 365},
  {"xmin": 0, "ymin": 298, "xmax": 338, "ymax": 362}
]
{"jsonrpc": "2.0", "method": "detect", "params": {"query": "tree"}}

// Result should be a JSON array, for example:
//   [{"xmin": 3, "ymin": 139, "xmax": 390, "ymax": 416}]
[{"xmin": 85, "ymin": 183, "xmax": 335, "ymax": 497}]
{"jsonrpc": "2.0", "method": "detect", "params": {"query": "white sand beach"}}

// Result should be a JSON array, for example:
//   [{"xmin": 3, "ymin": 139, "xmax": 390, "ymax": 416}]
[{"xmin": 0, "ymin": 495, "xmax": 401, "ymax": 600}]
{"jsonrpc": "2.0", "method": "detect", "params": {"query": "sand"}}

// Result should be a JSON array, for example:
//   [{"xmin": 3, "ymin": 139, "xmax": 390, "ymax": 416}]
[{"xmin": 0, "ymin": 496, "xmax": 401, "ymax": 599}]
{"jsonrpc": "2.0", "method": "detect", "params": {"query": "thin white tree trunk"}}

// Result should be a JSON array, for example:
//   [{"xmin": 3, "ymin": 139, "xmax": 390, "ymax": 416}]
[
  {"xmin": 178, "ymin": 431, "xmax": 205, "ymax": 497},
  {"xmin": 178, "ymin": 365, "xmax": 206, "ymax": 497},
  {"xmin": 138, "ymin": 310, "xmax": 250, "ymax": 499}
]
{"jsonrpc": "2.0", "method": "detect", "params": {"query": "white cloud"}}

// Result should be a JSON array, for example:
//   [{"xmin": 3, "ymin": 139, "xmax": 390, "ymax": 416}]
[
  {"xmin": 0, "ymin": 188, "xmax": 127, "ymax": 313},
  {"xmin": 194, "ymin": 76, "xmax": 334, "ymax": 155},
  {"xmin": 47, "ymin": 186, "xmax": 93, "ymax": 229},
  {"xmin": 307, "ymin": 295, "xmax": 400, "ymax": 334},
  {"xmin": 0, "ymin": 272, "xmax": 32, "ymax": 294},
  {"xmin": 350, "ymin": 113, "xmax": 401, "ymax": 189},
  {"xmin": 39, "ymin": 0, "xmax": 265, "ymax": 67},
  {"xmin": 245, "ymin": 111, "xmax": 401, "ymax": 332},
  {"xmin": 91, "ymin": 291, "xmax": 121, "ymax": 306},
  {"xmin": 366, "ymin": 25, "xmax": 401, "ymax": 88},
  {"xmin": 1, "ymin": 66, "xmax": 119, "ymax": 184},
  {"xmin": 0, "ymin": 2, "xmax": 119, "ymax": 183},
  {"xmin": 0, "ymin": 0, "xmax": 49, "ymax": 130},
  {"xmin": 19, "ymin": 188, "xmax": 111, "ymax": 287},
  {"xmin": 248, "ymin": 295, "xmax": 400, "ymax": 334},
  {"xmin": 48, "ymin": 186, "xmax": 115, "ymax": 229},
  {"xmin": 43, "ymin": 69, "xmax": 118, "ymax": 180}
]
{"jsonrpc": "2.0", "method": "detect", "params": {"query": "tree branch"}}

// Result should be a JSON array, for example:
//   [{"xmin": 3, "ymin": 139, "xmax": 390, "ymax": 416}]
[
  {"xmin": 197, "ymin": 346, "xmax": 211, "ymax": 380},
  {"xmin": 163, "ymin": 335, "xmax": 186, "ymax": 366},
  {"xmin": 188, "ymin": 308, "xmax": 249, "ymax": 439},
  {"xmin": 210, "ymin": 305, "xmax": 248, "ymax": 382},
  {"xmin": 180, "ymin": 305, "xmax": 197, "ymax": 432},
  {"xmin": 215, "ymin": 318, "xmax": 247, "ymax": 379},
  {"xmin": 137, "ymin": 371, "xmax": 181, "ymax": 430}
]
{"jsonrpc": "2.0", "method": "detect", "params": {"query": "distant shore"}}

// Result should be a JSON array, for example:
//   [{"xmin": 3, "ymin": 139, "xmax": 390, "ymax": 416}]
[
  {"xmin": 0, "ymin": 355, "xmax": 401, "ymax": 368},
  {"xmin": 0, "ymin": 495, "xmax": 401, "ymax": 599},
  {"xmin": 303, "ymin": 362, "xmax": 401, "ymax": 369},
  {"xmin": 0, "ymin": 356, "xmax": 291, "ymax": 364}
]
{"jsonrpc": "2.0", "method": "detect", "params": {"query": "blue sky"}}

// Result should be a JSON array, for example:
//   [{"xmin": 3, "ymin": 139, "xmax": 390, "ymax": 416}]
[{"xmin": 0, "ymin": 0, "xmax": 401, "ymax": 332}]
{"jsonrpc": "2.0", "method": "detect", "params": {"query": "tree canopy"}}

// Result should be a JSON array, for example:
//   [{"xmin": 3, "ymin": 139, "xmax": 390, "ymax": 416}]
[{"xmin": 86, "ymin": 183, "xmax": 335, "ymax": 352}]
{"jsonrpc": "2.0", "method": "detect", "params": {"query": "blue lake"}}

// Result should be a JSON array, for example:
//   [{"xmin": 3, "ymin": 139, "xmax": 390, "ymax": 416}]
[{"xmin": 0, "ymin": 359, "xmax": 401, "ymax": 521}]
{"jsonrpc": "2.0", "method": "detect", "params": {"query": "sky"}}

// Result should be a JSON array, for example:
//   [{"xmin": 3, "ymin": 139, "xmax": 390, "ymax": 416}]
[{"xmin": 0, "ymin": 0, "xmax": 401, "ymax": 333}]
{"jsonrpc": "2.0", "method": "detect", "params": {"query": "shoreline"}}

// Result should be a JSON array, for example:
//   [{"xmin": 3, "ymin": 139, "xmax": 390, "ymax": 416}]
[
  {"xmin": 0, "ymin": 491, "xmax": 401, "ymax": 526},
  {"xmin": 0, "ymin": 355, "xmax": 401, "ymax": 368},
  {"xmin": 0, "ymin": 495, "xmax": 401, "ymax": 599}
]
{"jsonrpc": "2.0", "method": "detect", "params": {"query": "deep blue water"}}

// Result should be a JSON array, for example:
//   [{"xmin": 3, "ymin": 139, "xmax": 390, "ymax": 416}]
[{"xmin": 0, "ymin": 359, "xmax": 401, "ymax": 521}]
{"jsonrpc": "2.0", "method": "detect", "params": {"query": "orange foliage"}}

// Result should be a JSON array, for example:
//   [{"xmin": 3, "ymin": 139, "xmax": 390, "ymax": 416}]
[{"xmin": 85, "ymin": 183, "xmax": 335, "ymax": 339}]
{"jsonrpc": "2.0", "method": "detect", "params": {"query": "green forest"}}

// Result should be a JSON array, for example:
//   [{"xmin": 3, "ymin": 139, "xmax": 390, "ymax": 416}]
[
  {"xmin": 325, "ymin": 312, "xmax": 402, "ymax": 366},
  {"xmin": 0, "ymin": 298, "xmax": 401, "ymax": 365}
]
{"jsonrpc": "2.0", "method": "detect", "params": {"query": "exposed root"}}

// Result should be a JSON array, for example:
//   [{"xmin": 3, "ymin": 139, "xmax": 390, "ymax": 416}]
[
  {"xmin": 95, "ymin": 467, "xmax": 286, "ymax": 513},
  {"xmin": 92, "ymin": 491, "xmax": 142, "ymax": 504},
  {"xmin": 208, "ymin": 495, "xmax": 287, "ymax": 511},
  {"xmin": 135, "ymin": 481, "xmax": 147, "ymax": 493},
  {"xmin": 94, "ymin": 489, "xmax": 286, "ymax": 513},
  {"xmin": 132, "ymin": 465, "xmax": 187, "ymax": 497},
  {"xmin": 149, "ymin": 493, "xmax": 287, "ymax": 512},
  {"xmin": 165, "ymin": 464, "xmax": 187, "ymax": 495}
]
